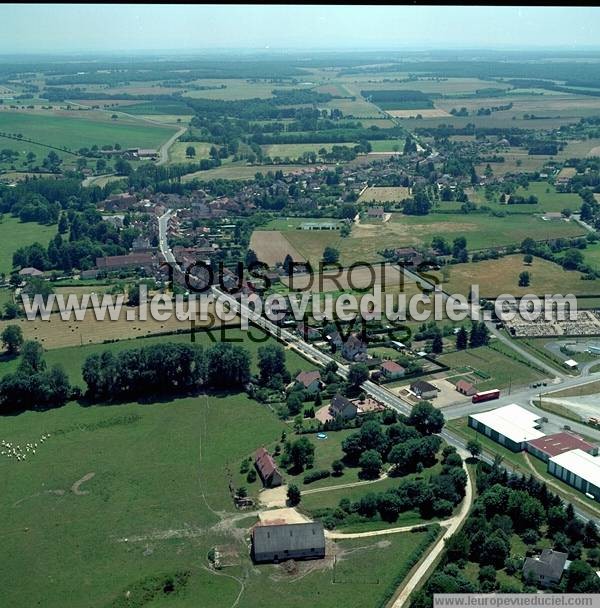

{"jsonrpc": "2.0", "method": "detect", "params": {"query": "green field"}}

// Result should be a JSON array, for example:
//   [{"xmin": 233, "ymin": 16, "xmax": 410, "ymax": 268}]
[
  {"xmin": 0, "ymin": 111, "xmax": 176, "ymax": 153},
  {"xmin": 434, "ymin": 254, "xmax": 600, "ymax": 298},
  {"xmin": 514, "ymin": 181, "xmax": 582, "ymax": 213},
  {"xmin": 0, "ymin": 215, "xmax": 57, "ymax": 275},
  {"xmin": 281, "ymin": 212, "xmax": 586, "ymax": 266},
  {"xmin": 167, "ymin": 141, "xmax": 212, "ymax": 163},
  {"xmin": 439, "ymin": 344, "xmax": 545, "ymax": 391},
  {"xmin": 182, "ymin": 162, "xmax": 311, "ymax": 182}
]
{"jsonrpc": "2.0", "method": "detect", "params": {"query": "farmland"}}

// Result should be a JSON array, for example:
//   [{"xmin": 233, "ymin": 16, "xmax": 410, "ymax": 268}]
[
  {"xmin": 434, "ymin": 254, "xmax": 600, "ymax": 298},
  {"xmin": 277, "ymin": 212, "xmax": 586, "ymax": 266},
  {"xmin": 0, "ymin": 110, "xmax": 176, "ymax": 151}
]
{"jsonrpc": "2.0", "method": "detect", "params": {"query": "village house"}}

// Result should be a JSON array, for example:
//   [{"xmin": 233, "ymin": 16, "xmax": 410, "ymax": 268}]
[
  {"xmin": 95, "ymin": 252, "xmax": 156, "ymax": 272},
  {"xmin": 366, "ymin": 206, "xmax": 385, "ymax": 220},
  {"xmin": 340, "ymin": 333, "xmax": 367, "ymax": 362},
  {"xmin": 329, "ymin": 393, "xmax": 358, "ymax": 420},
  {"xmin": 522, "ymin": 549, "xmax": 568, "ymax": 587},
  {"xmin": 295, "ymin": 371, "xmax": 321, "ymax": 395},
  {"xmin": 254, "ymin": 447, "xmax": 283, "ymax": 488},
  {"xmin": 380, "ymin": 360, "xmax": 406, "ymax": 380},
  {"xmin": 410, "ymin": 380, "xmax": 439, "ymax": 400},
  {"xmin": 18, "ymin": 266, "xmax": 44, "ymax": 278}
]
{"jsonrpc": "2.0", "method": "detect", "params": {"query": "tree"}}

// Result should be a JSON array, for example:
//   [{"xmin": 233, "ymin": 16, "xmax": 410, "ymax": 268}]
[
  {"xmin": 287, "ymin": 483, "xmax": 301, "ymax": 506},
  {"xmin": 431, "ymin": 332, "xmax": 443, "ymax": 354},
  {"xmin": 206, "ymin": 343, "xmax": 250, "ymax": 388},
  {"xmin": 523, "ymin": 253, "xmax": 533, "ymax": 265},
  {"xmin": 480, "ymin": 531, "xmax": 510, "ymax": 568},
  {"xmin": 322, "ymin": 246, "xmax": 340, "ymax": 265},
  {"xmin": 282, "ymin": 254, "xmax": 294, "ymax": 274},
  {"xmin": 1, "ymin": 324, "xmax": 23, "ymax": 355},
  {"xmin": 518, "ymin": 271, "xmax": 530, "ymax": 287},
  {"xmin": 466, "ymin": 439, "xmax": 481, "ymax": 459},
  {"xmin": 287, "ymin": 391, "xmax": 303, "ymax": 416},
  {"xmin": 285, "ymin": 437, "xmax": 314, "ymax": 472},
  {"xmin": 114, "ymin": 158, "xmax": 132, "ymax": 176},
  {"xmin": 456, "ymin": 326, "xmax": 468, "ymax": 350},
  {"xmin": 185, "ymin": 146, "xmax": 196, "ymax": 158},
  {"xmin": 19, "ymin": 340, "xmax": 45, "ymax": 374},
  {"xmin": 409, "ymin": 401, "xmax": 445, "ymax": 435},
  {"xmin": 58, "ymin": 213, "xmax": 69, "ymax": 234},
  {"xmin": 359, "ymin": 449, "xmax": 383, "ymax": 479},
  {"xmin": 257, "ymin": 344, "xmax": 289, "ymax": 387},
  {"xmin": 331, "ymin": 459, "xmax": 345, "ymax": 476},
  {"xmin": 348, "ymin": 363, "xmax": 369, "ymax": 388},
  {"xmin": 562, "ymin": 248, "xmax": 584, "ymax": 270}
]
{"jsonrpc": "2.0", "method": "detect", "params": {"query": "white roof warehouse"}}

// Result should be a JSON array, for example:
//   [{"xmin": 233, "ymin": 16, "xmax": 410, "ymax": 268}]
[
  {"xmin": 548, "ymin": 449, "xmax": 600, "ymax": 500},
  {"xmin": 468, "ymin": 403, "xmax": 544, "ymax": 452}
]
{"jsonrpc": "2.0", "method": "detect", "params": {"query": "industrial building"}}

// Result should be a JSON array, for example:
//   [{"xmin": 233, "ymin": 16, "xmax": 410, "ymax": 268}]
[
  {"xmin": 548, "ymin": 449, "xmax": 600, "ymax": 500},
  {"xmin": 251, "ymin": 522, "xmax": 326, "ymax": 563},
  {"xmin": 468, "ymin": 403, "xmax": 544, "ymax": 452},
  {"xmin": 527, "ymin": 432, "xmax": 598, "ymax": 462}
]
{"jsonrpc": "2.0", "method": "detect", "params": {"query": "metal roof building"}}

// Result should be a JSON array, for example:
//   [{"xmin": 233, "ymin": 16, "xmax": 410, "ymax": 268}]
[
  {"xmin": 548, "ymin": 449, "xmax": 600, "ymax": 500},
  {"xmin": 252, "ymin": 523, "xmax": 326, "ymax": 563},
  {"xmin": 527, "ymin": 431, "xmax": 597, "ymax": 462},
  {"xmin": 468, "ymin": 403, "xmax": 544, "ymax": 452}
]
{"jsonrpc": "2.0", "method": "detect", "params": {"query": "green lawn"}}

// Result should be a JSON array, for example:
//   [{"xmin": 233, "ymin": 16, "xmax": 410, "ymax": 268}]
[
  {"xmin": 262, "ymin": 142, "xmax": 353, "ymax": 159},
  {"xmin": 515, "ymin": 181, "xmax": 582, "ymax": 213},
  {"xmin": 0, "ymin": 215, "xmax": 57, "ymax": 275}
]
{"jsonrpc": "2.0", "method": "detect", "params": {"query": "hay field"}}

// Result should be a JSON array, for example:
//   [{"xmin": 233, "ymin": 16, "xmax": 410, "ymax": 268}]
[
  {"xmin": 250, "ymin": 230, "xmax": 307, "ymax": 266},
  {"xmin": 387, "ymin": 108, "xmax": 451, "ymax": 118},
  {"xmin": 358, "ymin": 186, "xmax": 411, "ymax": 203}
]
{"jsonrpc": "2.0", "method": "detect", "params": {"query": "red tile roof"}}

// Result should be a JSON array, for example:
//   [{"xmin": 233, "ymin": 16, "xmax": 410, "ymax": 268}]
[
  {"xmin": 381, "ymin": 360, "xmax": 405, "ymax": 374},
  {"xmin": 296, "ymin": 370, "xmax": 321, "ymax": 388}
]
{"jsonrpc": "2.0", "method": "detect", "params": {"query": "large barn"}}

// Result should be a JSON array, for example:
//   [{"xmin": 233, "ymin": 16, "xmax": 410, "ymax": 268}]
[
  {"xmin": 548, "ymin": 449, "xmax": 600, "ymax": 500},
  {"xmin": 252, "ymin": 522, "xmax": 326, "ymax": 563}
]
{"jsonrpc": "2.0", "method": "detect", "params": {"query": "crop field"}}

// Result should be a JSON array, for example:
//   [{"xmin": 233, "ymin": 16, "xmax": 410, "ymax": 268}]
[
  {"xmin": 358, "ymin": 186, "xmax": 411, "ymax": 203},
  {"xmin": 182, "ymin": 162, "xmax": 312, "ymax": 182},
  {"xmin": 434, "ymin": 254, "xmax": 600, "ymax": 298},
  {"xmin": 262, "ymin": 142, "xmax": 353, "ymax": 158},
  {"xmin": 183, "ymin": 79, "xmax": 307, "ymax": 100},
  {"xmin": 0, "ymin": 111, "xmax": 176, "ymax": 152},
  {"xmin": 0, "ymin": 216, "xmax": 57, "ymax": 276},
  {"xmin": 249, "ymin": 230, "xmax": 307, "ymax": 266},
  {"xmin": 387, "ymin": 108, "xmax": 451, "ymax": 118}
]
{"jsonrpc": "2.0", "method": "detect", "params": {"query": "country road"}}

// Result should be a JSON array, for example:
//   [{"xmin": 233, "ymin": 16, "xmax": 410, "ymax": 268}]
[
  {"xmin": 390, "ymin": 460, "xmax": 474, "ymax": 608},
  {"xmin": 156, "ymin": 126, "xmax": 186, "ymax": 166}
]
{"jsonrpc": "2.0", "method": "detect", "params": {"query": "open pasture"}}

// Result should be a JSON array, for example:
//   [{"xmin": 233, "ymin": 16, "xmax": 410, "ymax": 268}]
[{"xmin": 434, "ymin": 254, "xmax": 600, "ymax": 298}]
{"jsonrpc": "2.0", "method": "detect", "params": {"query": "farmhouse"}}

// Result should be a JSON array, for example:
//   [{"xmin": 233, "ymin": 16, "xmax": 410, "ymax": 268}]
[
  {"xmin": 468, "ymin": 404, "xmax": 544, "ymax": 452},
  {"xmin": 251, "ymin": 522, "xmax": 326, "ymax": 563},
  {"xmin": 455, "ymin": 379, "xmax": 476, "ymax": 396},
  {"xmin": 366, "ymin": 207, "xmax": 385, "ymax": 220},
  {"xmin": 295, "ymin": 370, "xmax": 321, "ymax": 394},
  {"xmin": 95, "ymin": 252, "xmax": 156, "ymax": 272},
  {"xmin": 329, "ymin": 393, "xmax": 358, "ymax": 420},
  {"xmin": 18, "ymin": 266, "xmax": 44, "ymax": 277},
  {"xmin": 522, "ymin": 549, "xmax": 568, "ymax": 587},
  {"xmin": 548, "ymin": 449, "xmax": 600, "ymax": 500},
  {"xmin": 254, "ymin": 447, "xmax": 283, "ymax": 488},
  {"xmin": 410, "ymin": 380, "xmax": 439, "ymax": 400},
  {"xmin": 380, "ymin": 360, "xmax": 405, "ymax": 380},
  {"xmin": 527, "ymin": 432, "xmax": 597, "ymax": 463}
]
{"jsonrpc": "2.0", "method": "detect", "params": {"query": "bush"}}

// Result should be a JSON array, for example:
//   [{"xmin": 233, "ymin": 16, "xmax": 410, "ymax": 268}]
[
  {"xmin": 303, "ymin": 469, "xmax": 331, "ymax": 485},
  {"xmin": 246, "ymin": 469, "xmax": 257, "ymax": 483}
]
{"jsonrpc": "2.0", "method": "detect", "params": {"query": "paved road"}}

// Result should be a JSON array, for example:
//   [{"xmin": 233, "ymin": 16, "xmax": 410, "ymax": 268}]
[
  {"xmin": 157, "ymin": 209, "xmax": 181, "ymax": 271},
  {"xmin": 156, "ymin": 126, "xmax": 186, "ymax": 166}
]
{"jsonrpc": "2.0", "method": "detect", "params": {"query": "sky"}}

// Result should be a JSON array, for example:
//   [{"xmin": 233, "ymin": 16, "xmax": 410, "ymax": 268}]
[{"xmin": 1, "ymin": 5, "xmax": 600, "ymax": 54}]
